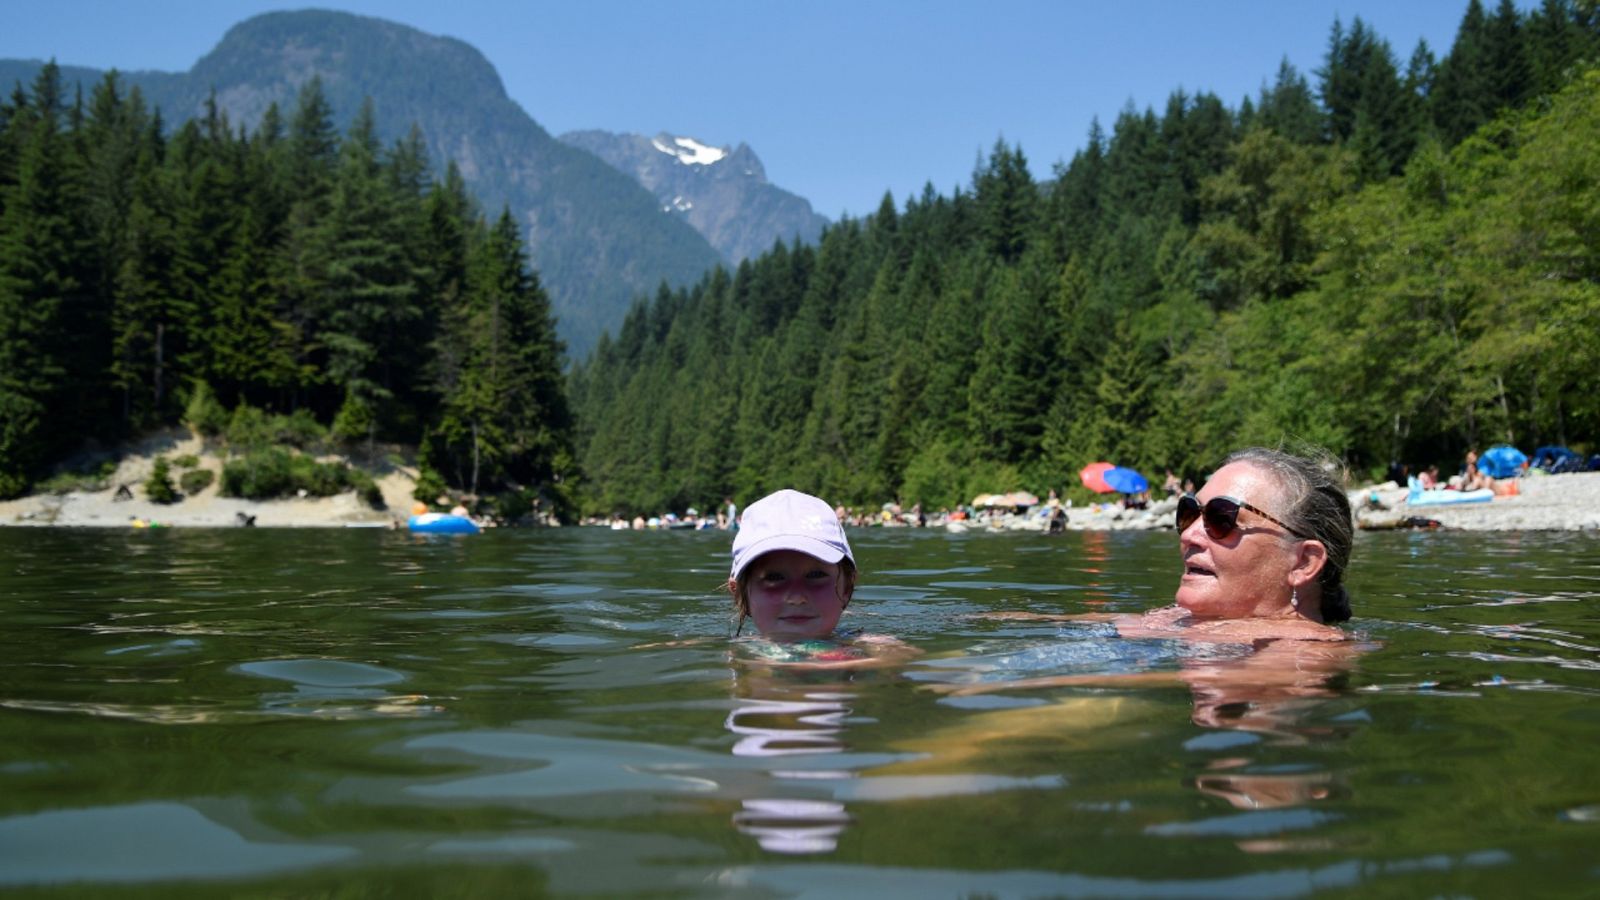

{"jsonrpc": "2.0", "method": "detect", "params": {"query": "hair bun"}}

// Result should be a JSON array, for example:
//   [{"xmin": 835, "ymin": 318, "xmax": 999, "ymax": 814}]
[{"xmin": 1321, "ymin": 583, "xmax": 1353, "ymax": 623}]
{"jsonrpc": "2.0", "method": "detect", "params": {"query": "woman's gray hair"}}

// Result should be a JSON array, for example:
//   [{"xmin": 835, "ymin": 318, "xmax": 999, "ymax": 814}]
[{"xmin": 1222, "ymin": 446, "xmax": 1354, "ymax": 623}]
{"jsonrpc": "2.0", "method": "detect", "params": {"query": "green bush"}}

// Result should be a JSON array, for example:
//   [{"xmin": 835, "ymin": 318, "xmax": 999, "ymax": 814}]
[
  {"xmin": 331, "ymin": 394, "xmax": 373, "ymax": 445},
  {"xmin": 412, "ymin": 467, "xmax": 448, "ymax": 504},
  {"xmin": 179, "ymin": 468, "xmax": 215, "ymax": 495},
  {"xmin": 347, "ymin": 468, "xmax": 384, "ymax": 508},
  {"xmin": 221, "ymin": 447, "xmax": 293, "ymax": 499},
  {"xmin": 220, "ymin": 448, "xmax": 382, "ymax": 508},
  {"xmin": 144, "ymin": 457, "xmax": 179, "ymax": 504},
  {"xmin": 36, "ymin": 459, "xmax": 119, "ymax": 495},
  {"xmin": 173, "ymin": 454, "xmax": 200, "ymax": 468},
  {"xmin": 225, "ymin": 404, "xmax": 272, "ymax": 451},
  {"xmin": 276, "ymin": 408, "xmax": 326, "ymax": 449},
  {"xmin": 184, "ymin": 382, "xmax": 229, "ymax": 437}
]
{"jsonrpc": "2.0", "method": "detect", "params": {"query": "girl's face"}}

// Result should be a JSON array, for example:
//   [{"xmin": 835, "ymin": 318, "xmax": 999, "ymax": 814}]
[{"xmin": 741, "ymin": 550, "xmax": 850, "ymax": 640}]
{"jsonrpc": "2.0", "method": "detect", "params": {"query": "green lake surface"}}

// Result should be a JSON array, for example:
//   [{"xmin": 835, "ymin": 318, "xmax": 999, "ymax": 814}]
[{"xmin": 2, "ymin": 526, "xmax": 1598, "ymax": 897}]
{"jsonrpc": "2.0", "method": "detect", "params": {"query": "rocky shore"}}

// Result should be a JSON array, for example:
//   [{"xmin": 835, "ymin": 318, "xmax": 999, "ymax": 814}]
[
  {"xmin": 937, "ymin": 472, "xmax": 1600, "ymax": 534},
  {"xmin": 1049, "ymin": 470, "xmax": 1600, "ymax": 531}
]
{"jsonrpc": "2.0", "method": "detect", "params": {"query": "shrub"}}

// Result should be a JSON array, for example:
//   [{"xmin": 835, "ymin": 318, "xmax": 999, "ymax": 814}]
[
  {"xmin": 412, "ymin": 467, "xmax": 448, "ymax": 504},
  {"xmin": 179, "ymin": 468, "xmax": 215, "ymax": 495},
  {"xmin": 331, "ymin": 394, "xmax": 373, "ymax": 445},
  {"xmin": 184, "ymin": 382, "xmax": 229, "ymax": 437},
  {"xmin": 276, "ymin": 408, "xmax": 326, "ymax": 449},
  {"xmin": 37, "ymin": 459, "xmax": 119, "ymax": 495},
  {"xmin": 225, "ymin": 404, "xmax": 272, "ymax": 451},
  {"xmin": 221, "ymin": 447, "xmax": 294, "ymax": 500},
  {"xmin": 144, "ymin": 457, "xmax": 179, "ymax": 504},
  {"xmin": 220, "ymin": 448, "xmax": 382, "ymax": 507},
  {"xmin": 173, "ymin": 454, "xmax": 200, "ymax": 468},
  {"xmin": 347, "ymin": 468, "xmax": 384, "ymax": 509}
]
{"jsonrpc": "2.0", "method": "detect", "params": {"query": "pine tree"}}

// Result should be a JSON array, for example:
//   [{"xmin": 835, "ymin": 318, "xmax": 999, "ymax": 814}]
[
  {"xmin": 1433, "ymin": 0, "xmax": 1495, "ymax": 144},
  {"xmin": 278, "ymin": 77, "xmax": 341, "ymax": 412},
  {"xmin": 0, "ymin": 63, "xmax": 81, "ymax": 494},
  {"xmin": 974, "ymin": 139, "xmax": 1036, "ymax": 264},
  {"xmin": 108, "ymin": 103, "xmax": 183, "ymax": 428},
  {"xmin": 322, "ymin": 99, "xmax": 419, "ymax": 444},
  {"xmin": 430, "ymin": 209, "xmax": 570, "ymax": 499},
  {"xmin": 1256, "ymin": 59, "xmax": 1323, "ymax": 144}
]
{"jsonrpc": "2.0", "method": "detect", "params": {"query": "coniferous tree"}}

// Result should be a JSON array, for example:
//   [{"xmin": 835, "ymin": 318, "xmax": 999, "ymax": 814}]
[
  {"xmin": 429, "ymin": 209, "xmax": 569, "ymax": 500},
  {"xmin": 1434, "ymin": 0, "xmax": 1495, "ymax": 144},
  {"xmin": 1484, "ymin": 0, "xmax": 1535, "ymax": 110},
  {"xmin": 323, "ymin": 100, "xmax": 419, "ymax": 444},
  {"xmin": 110, "ymin": 109, "xmax": 178, "ymax": 427},
  {"xmin": 1257, "ymin": 59, "xmax": 1324, "ymax": 145},
  {"xmin": 974, "ymin": 139, "xmax": 1037, "ymax": 264},
  {"xmin": 1046, "ymin": 119, "xmax": 1106, "ymax": 262},
  {"xmin": 279, "ymin": 77, "xmax": 340, "ymax": 412},
  {"xmin": 0, "ymin": 63, "xmax": 80, "ymax": 494}
]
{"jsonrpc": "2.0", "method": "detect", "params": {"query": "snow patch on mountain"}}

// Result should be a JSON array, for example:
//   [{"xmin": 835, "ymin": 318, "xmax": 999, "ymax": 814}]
[{"xmin": 651, "ymin": 134, "xmax": 727, "ymax": 166}]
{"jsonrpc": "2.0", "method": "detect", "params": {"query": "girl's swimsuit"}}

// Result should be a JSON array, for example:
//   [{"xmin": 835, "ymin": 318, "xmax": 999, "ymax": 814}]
[{"xmin": 735, "ymin": 632, "xmax": 873, "ymax": 664}]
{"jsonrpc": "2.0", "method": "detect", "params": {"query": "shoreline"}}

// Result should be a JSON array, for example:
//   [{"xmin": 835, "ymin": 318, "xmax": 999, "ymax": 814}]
[
  {"xmin": 5, "ymin": 433, "xmax": 1599, "ymax": 531},
  {"xmin": 0, "ymin": 430, "xmax": 416, "ymax": 529}
]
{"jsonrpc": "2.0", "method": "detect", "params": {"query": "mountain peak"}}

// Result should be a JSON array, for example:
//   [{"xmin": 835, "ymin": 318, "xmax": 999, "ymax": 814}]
[{"xmin": 560, "ymin": 129, "xmax": 823, "ymax": 264}]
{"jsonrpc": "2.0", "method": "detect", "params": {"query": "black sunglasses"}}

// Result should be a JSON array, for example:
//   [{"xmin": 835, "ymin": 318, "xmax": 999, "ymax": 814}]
[{"xmin": 1176, "ymin": 494, "xmax": 1310, "ymax": 540}]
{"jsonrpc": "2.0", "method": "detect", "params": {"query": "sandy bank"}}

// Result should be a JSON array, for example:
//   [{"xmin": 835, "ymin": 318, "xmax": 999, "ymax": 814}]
[
  {"xmin": 1352, "ymin": 470, "xmax": 1600, "ymax": 533},
  {"xmin": 0, "ymin": 430, "xmax": 416, "ymax": 528}
]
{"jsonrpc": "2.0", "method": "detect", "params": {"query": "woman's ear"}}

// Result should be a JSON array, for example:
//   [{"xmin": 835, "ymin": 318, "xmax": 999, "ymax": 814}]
[
  {"xmin": 727, "ymin": 577, "xmax": 738, "ymax": 596},
  {"xmin": 1289, "ymin": 540, "xmax": 1328, "ymax": 589}
]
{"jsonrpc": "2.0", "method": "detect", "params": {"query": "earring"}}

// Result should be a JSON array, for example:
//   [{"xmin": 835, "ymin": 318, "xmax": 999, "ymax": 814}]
[{"xmin": 1291, "ymin": 587, "xmax": 1300, "ymax": 611}]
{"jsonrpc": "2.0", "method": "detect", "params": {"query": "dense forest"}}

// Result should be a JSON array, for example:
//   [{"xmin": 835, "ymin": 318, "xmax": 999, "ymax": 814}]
[
  {"xmin": 0, "ymin": 9, "xmax": 729, "ymax": 359},
  {"xmin": 571, "ymin": 0, "xmax": 1600, "ymax": 515},
  {"xmin": 0, "ymin": 72, "xmax": 573, "ymax": 508},
  {"xmin": 2, "ymin": 0, "xmax": 1595, "ymax": 521}
]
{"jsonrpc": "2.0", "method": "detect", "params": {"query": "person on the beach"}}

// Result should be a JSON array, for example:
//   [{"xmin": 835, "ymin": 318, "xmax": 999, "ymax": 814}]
[
  {"xmin": 1460, "ymin": 448, "xmax": 1495, "ymax": 491},
  {"xmin": 728, "ymin": 488, "xmax": 914, "ymax": 666}
]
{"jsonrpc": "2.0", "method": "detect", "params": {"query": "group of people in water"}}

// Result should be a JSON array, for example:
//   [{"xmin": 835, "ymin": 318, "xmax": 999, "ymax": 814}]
[
  {"xmin": 710, "ymin": 446, "xmax": 1363, "ymax": 849},
  {"xmin": 727, "ymin": 445, "xmax": 1356, "ymax": 660}
]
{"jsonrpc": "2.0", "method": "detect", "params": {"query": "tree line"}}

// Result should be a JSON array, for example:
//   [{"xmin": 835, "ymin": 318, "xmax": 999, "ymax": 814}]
[
  {"xmin": 0, "ymin": 69, "xmax": 572, "ymax": 508},
  {"xmin": 570, "ymin": 0, "xmax": 1600, "ymax": 515}
]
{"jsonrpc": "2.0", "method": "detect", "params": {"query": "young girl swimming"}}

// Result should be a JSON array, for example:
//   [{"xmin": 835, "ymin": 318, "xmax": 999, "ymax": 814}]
[{"xmin": 728, "ymin": 489, "xmax": 913, "ymax": 666}]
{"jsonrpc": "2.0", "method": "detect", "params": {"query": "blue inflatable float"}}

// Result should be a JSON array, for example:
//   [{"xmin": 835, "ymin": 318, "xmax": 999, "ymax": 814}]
[
  {"xmin": 407, "ymin": 512, "xmax": 480, "ymax": 534},
  {"xmin": 1406, "ymin": 477, "xmax": 1493, "ymax": 506}
]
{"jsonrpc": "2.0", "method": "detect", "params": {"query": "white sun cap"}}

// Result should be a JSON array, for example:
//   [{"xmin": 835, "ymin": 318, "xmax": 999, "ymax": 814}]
[{"xmin": 730, "ymin": 489, "xmax": 852, "ymax": 581}]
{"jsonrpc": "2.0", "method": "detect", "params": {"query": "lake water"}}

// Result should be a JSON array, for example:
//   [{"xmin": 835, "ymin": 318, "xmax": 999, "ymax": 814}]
[{"xmin": 2, "ymin": 525, "xmax": 1598, "ymax": 897}]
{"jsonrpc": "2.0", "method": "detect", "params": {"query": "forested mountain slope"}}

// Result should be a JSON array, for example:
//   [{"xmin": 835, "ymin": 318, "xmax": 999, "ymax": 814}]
[
  {"xmin": 0, "ymin": 10, "xmax": 723, "ymax": 356},
  {"xmin": 570, "ymin": 1, "xmax": 1600, "ymax": 516}
]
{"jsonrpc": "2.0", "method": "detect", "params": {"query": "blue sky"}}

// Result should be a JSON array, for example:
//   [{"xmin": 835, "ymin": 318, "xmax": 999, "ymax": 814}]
[{"xmin": 5, "ymin": 1, "xmax": 1487, "ymax": 219}]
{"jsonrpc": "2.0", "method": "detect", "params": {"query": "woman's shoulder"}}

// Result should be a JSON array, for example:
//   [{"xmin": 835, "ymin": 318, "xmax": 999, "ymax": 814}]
[{"xmin": 1117, "ymin": 606, "xmax": 1350, "ymax": 643}]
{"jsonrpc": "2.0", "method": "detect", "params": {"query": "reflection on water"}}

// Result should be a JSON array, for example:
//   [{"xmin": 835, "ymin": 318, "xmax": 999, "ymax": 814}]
[
  {"xmin": 726, "ymin": 687, "xmax": 854, "ymax": 853},
  {"xmin": 1, "ymin": 526, "xmax": 1599, "ymax": 895}
]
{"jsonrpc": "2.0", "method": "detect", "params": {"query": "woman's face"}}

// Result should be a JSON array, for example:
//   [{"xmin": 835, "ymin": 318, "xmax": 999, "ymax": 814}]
[
  {"xmin": 1176, "ymin": 462, "xmax": 1301, "ymax": 619},
  {"xmin": 742, "ymin": 550, "xmax": 849, "ymax": 640}
]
